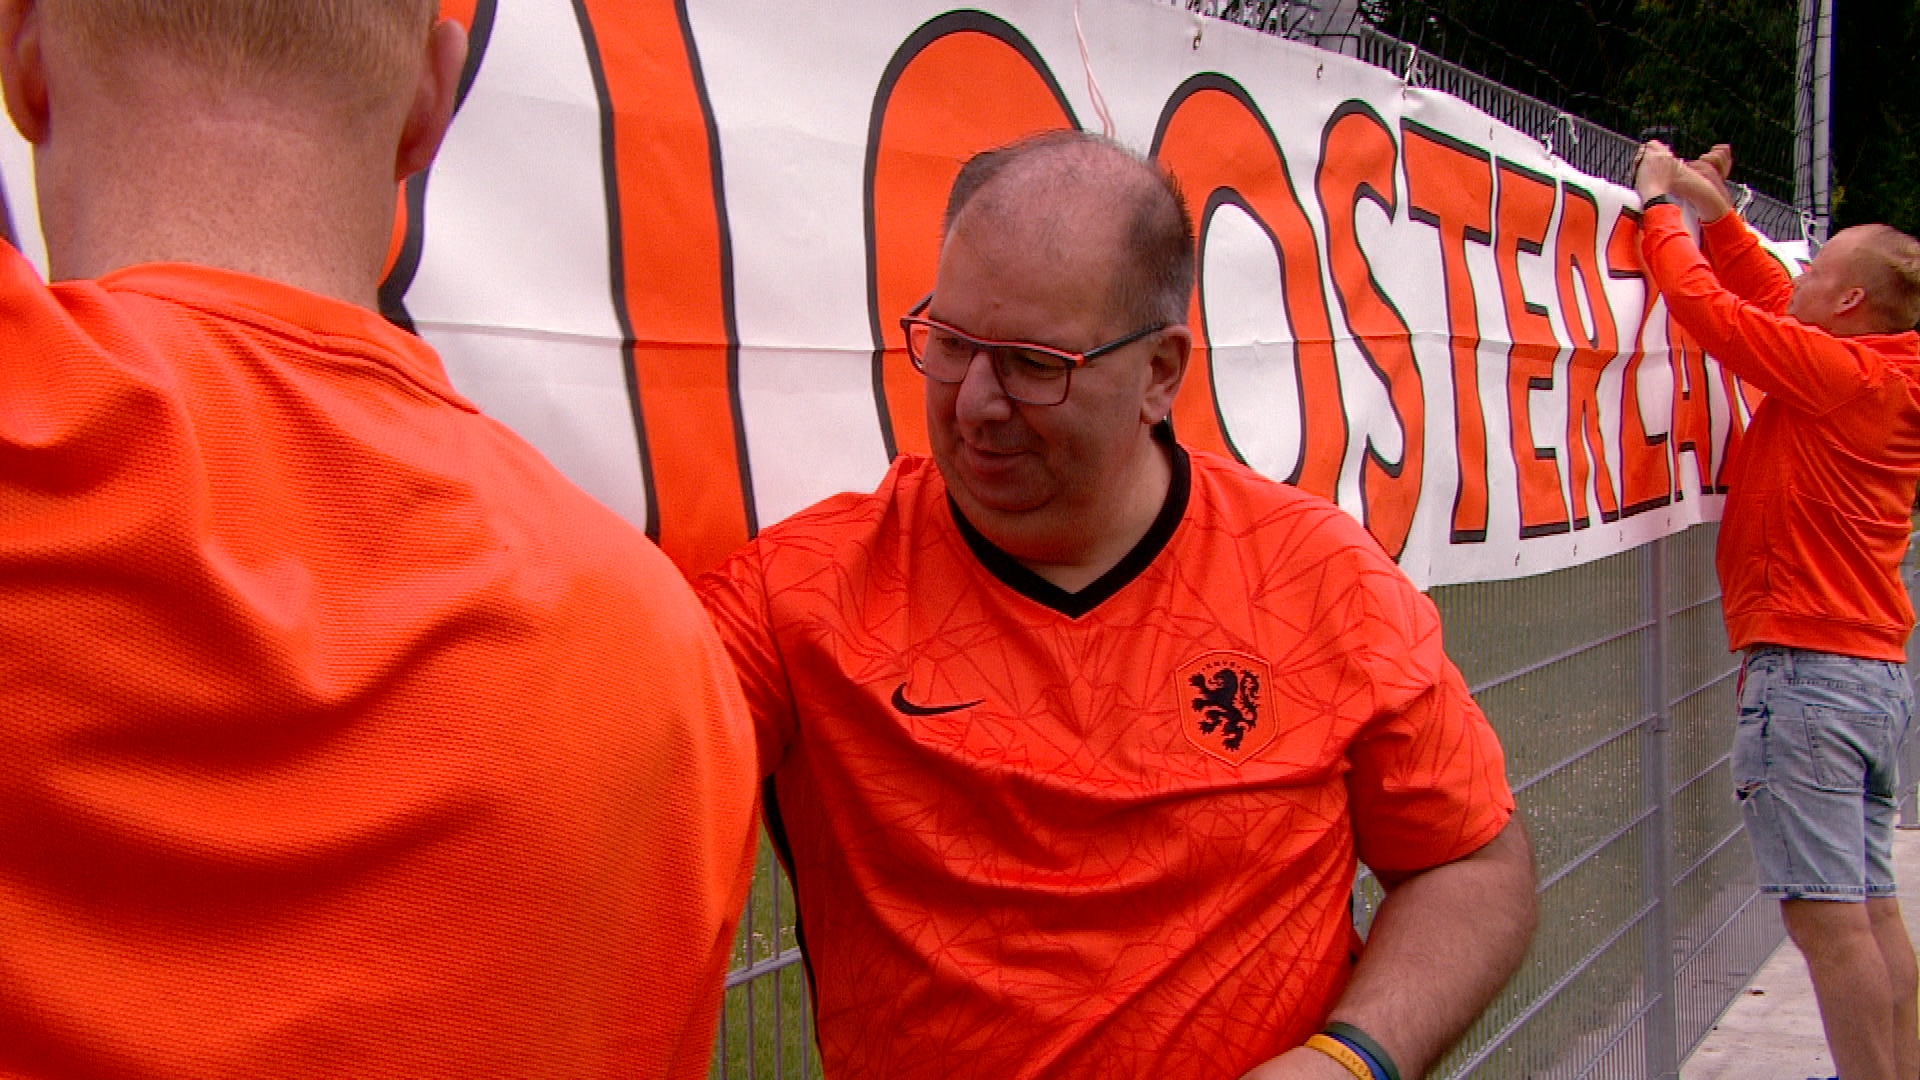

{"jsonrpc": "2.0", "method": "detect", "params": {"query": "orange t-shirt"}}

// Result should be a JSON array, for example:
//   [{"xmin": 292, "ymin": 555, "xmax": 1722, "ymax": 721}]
[
  {"xmin": 1642, "ymin": 204, "xmax": 1920, "ymax": 660},
  {"xmin": 0, "ymin": 249, "xmax": 758, "ymax": 1078},
  {"xmin": 698, "ymin": 440, "xmax": 1513, "ymax": 1079}
]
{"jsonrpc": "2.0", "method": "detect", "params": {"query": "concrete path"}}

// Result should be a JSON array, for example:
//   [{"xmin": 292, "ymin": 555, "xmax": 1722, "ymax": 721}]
[{"xmin": 1681, "ymin": 829, "xmax": 1920, "ymax": 1080}]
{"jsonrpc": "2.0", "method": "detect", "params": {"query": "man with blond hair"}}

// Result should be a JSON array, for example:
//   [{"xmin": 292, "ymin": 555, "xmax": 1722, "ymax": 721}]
[
  {"xmin": 1637, "ymin": 141, "xmax": 1920, "ymax": 1080},
  {"xmin": 0, "ymin": 2, "xmax": 757, "ymax": 1077}
]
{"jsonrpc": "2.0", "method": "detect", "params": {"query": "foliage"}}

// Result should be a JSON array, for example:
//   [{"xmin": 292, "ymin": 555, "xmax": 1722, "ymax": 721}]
[{"xmin": 1831, "ymin": 0, "xmax": 1920, "ymax": 233}]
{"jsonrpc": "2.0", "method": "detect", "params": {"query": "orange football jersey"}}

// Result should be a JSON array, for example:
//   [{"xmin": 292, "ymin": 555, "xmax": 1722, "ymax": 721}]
[
  {"xmin": 698, "ymin": 437, "xmax": 1513, "ymax": 1079},
  {"xmin": 0, "ymin": 250, "xmax": 758, "ymax": 1078}
]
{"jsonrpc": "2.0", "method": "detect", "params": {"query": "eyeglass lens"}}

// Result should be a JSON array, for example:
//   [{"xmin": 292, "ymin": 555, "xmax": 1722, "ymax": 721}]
[{"xmin": 906, "ymin": 322, "xmax": 1074, "ymax": 406}]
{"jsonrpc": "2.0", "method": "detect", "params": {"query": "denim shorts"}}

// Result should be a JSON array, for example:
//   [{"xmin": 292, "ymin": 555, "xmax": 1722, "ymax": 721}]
[{"xmin": 1734, "ymin": 645, "xmax": 1914, "ymax": 900}]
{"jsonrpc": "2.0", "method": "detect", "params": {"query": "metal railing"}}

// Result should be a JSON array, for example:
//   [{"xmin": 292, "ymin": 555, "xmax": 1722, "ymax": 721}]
[
  {"xmin": 1416, "ymin": 525, "xmax": 1775, "ymax": 1080},
  {"xmin": 712, "ymin": 835, "xmax": 812, "ymax": 1077}
]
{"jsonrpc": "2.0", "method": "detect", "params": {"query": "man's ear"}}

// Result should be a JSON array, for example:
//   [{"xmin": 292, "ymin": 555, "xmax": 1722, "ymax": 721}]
[
  {"xmin": 0, "ymin": 0, "xmax": 48, "ymax": 145},
  {"xmin": 1834, "ymin": 284, "xmax": 1870, "ymax": 322},
  {"xmin": 395, "ymin": 17, "xmax": 467, "ymax": 181},
  {"xmin": 1141, "ymin": 324, "xmax": 1192, "ymax": 425}
]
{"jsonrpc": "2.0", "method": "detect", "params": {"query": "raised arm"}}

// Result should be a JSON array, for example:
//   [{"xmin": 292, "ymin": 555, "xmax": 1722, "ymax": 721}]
[
  {"xmin": 1685, "ymin": 146, "xmax": 1797, "ymax": 310},
  {"xmin": 1634, "ymin": 140, "xmax": 1890, "ymax": 415},
  {"xmin": 1640, "ymin": 202, "xmax": 1891, "ymax": 415}
]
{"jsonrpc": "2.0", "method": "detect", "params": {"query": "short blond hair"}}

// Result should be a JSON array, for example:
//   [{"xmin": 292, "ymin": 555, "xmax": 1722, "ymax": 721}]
[
  {"xmin": 48, "ymin": 0, "xmax": 436, "ymax": 97},
  {"xmin": 1853, "ymin": 224, "xmax": 1920, "ymax": 330}
]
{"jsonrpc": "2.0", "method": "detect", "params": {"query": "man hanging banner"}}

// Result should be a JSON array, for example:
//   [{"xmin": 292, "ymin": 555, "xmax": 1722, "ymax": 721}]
[{"xmin": 0, "ymin": 0, "xmax": 1803, "ymax": 587}]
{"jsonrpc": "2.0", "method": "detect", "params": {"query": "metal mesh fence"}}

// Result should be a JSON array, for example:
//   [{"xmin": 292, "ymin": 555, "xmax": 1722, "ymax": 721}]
[
  {"xmin": 1415, "ymin": 524, "xmax": 1775, "ymax": 1080},
  {"xmin": 712, "ymin": 835, "xmax": 814, "ymax": 1078}
]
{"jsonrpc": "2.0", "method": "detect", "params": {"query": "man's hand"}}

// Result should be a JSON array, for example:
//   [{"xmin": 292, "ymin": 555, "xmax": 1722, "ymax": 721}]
[
  {"xmin": 1691, "ymin": 144, "xmax": 1733, "ymax": 198},
  {"xmin": 1681, "ymin": 143, "xmax": 1736, "ymax": 222},
  {"xmin": 1632, "ymin": 140, "xmax": 1685, "ymax": 201},
  {"xmin": 1635, "ymin": 139, "xmax": 1735, "ymax": 221}
]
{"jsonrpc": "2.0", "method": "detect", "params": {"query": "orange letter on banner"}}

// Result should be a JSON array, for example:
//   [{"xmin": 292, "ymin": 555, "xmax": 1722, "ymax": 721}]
[
  {"xmin": 1318, "ymin": 103, "xmax": 1422, "ymax": 559},
  {"xmin": 1402, "ymin": 122, "xmax": 1493, "ymax": 543},
  {"xmin": 867, "ymin": 13, "xmax": 1076, "ymax": 458},
  {"xmin": 1606, "ymin": 211, "xmax": 1673, "ymax": 516},
  {"xmin": 1552, "ymin": 184, "xmax": 1621, "ymax": 528},
  {"xmin": 1668, "ymin": 312, "xmax": 1716, "ymax": 498},
  {"xmin": 572, "ymin": 0, "xmax": 752, "ymax": 577},
  {"xmin": 1154, "ymin": 75, "xmax": 1346, "ymax": 497},
  {"xmin": 1494, "ymin": 161, "xmax": 1572, "ymax": 538}
]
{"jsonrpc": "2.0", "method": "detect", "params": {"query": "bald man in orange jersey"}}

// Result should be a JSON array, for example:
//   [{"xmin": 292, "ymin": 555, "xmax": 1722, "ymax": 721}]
[{"xmin": 0, "ymin": 2, "xmax": 757, "ymax": 1077}]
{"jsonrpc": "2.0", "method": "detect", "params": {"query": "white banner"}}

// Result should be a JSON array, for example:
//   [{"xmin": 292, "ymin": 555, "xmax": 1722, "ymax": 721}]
[{"xmin": 0, "ymin": 0, "xmax": 1806, "ymax": 586}]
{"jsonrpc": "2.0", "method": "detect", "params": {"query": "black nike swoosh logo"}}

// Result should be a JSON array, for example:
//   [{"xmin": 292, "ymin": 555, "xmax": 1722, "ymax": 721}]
[{"xmin": 891, "ymin": 683, "xmax": 984, "ymax": 717}]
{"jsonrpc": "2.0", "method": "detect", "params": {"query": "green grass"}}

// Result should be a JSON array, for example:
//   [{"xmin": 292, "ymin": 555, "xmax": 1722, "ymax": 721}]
[{"xmin": 711, "ymin": 834, "xmax": 818, "ymax": 1079}]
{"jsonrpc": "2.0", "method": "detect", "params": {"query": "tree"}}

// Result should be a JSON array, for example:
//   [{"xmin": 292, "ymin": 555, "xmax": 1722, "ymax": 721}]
[{"xmin": 1831, "ymin": 0, "xmax": 1920, "ymax": 233}]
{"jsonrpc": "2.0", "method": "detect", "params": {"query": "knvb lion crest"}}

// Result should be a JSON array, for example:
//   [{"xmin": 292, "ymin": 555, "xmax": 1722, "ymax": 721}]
[{"xmin": 1175, "ymin": 652, "xmax": 1276, "ymax": 765}]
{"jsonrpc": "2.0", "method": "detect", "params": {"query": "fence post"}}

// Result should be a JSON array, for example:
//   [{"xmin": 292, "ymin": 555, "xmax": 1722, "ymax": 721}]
[
  {"xmin": 1794, "ymin": 0, "xmax": 1833, "ymax": 244},
  {"xmin": 1640, "ymin": 538, "xmax": 1679, "ymax": 1080}
]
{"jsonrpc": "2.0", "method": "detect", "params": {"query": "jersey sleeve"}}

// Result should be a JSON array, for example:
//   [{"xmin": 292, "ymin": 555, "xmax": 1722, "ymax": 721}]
[
  {"xmin": 1641, "ymin": 202, "xmax": 1890, "ymax": 418},
  {"xmin": 1342, "ymin": 566, "xmax": 1514, "ymax": 878},
  {"xmin": 696, "ymin": 544, "xmax": 799, "ymax": 779}
]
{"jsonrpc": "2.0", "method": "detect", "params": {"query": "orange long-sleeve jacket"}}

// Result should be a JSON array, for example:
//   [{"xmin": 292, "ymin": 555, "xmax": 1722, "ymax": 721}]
[{"xmin": 1642, "ymin": 203, "xmax": 1920, "ymax": 661}]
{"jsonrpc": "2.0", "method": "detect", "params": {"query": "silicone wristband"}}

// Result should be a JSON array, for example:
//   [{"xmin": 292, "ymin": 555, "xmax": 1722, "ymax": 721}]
[
  {"xmin": 1641, "ymin": 194, "xmax": 1677, "ymax": 211},
  {"xmin": 1305, "ymin": 1034, "xmax": 1374, "ymax": 1080},
  {"xmin": 1323, "ymin": 1023, "xmax": 1402, "ymax": 1080}
]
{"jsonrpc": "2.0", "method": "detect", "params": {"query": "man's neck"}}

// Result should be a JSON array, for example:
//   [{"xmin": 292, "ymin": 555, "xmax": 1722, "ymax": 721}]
[
  {"xmin": 37, "ymin": 92, "xmax": 396, "ymax": 309},
  {"xmin": 1014, "ymin": 431, "xmax": 1176, "ymax": 594}
]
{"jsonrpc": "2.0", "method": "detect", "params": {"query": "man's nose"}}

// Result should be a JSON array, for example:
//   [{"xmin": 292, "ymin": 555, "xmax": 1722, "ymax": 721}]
[{"xmin": 955, "ymin": 346, "xmax": 1014, "ymax": 420}]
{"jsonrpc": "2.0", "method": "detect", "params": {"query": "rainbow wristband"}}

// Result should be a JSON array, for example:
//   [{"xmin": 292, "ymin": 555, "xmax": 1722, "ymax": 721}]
[
  {"xmin": 1305, "ymin": 1034, "xmax": 1373, "ymax": 1080},
  {"xmin": 1322, "ymin": 1023, "xmax": 1402, "ymax": 1080}
]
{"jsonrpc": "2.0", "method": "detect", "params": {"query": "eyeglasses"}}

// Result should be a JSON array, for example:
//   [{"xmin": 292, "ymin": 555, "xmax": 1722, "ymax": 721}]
[{"xmin": 899, "ymin": 294, "xmax": 1167, "ymax": 407}]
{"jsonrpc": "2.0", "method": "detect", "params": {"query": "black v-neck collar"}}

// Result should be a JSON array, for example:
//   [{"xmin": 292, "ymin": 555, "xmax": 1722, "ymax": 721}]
[{"xmin": 949, "ymin": 431, "xmax": 1190, "ymax": 619}]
